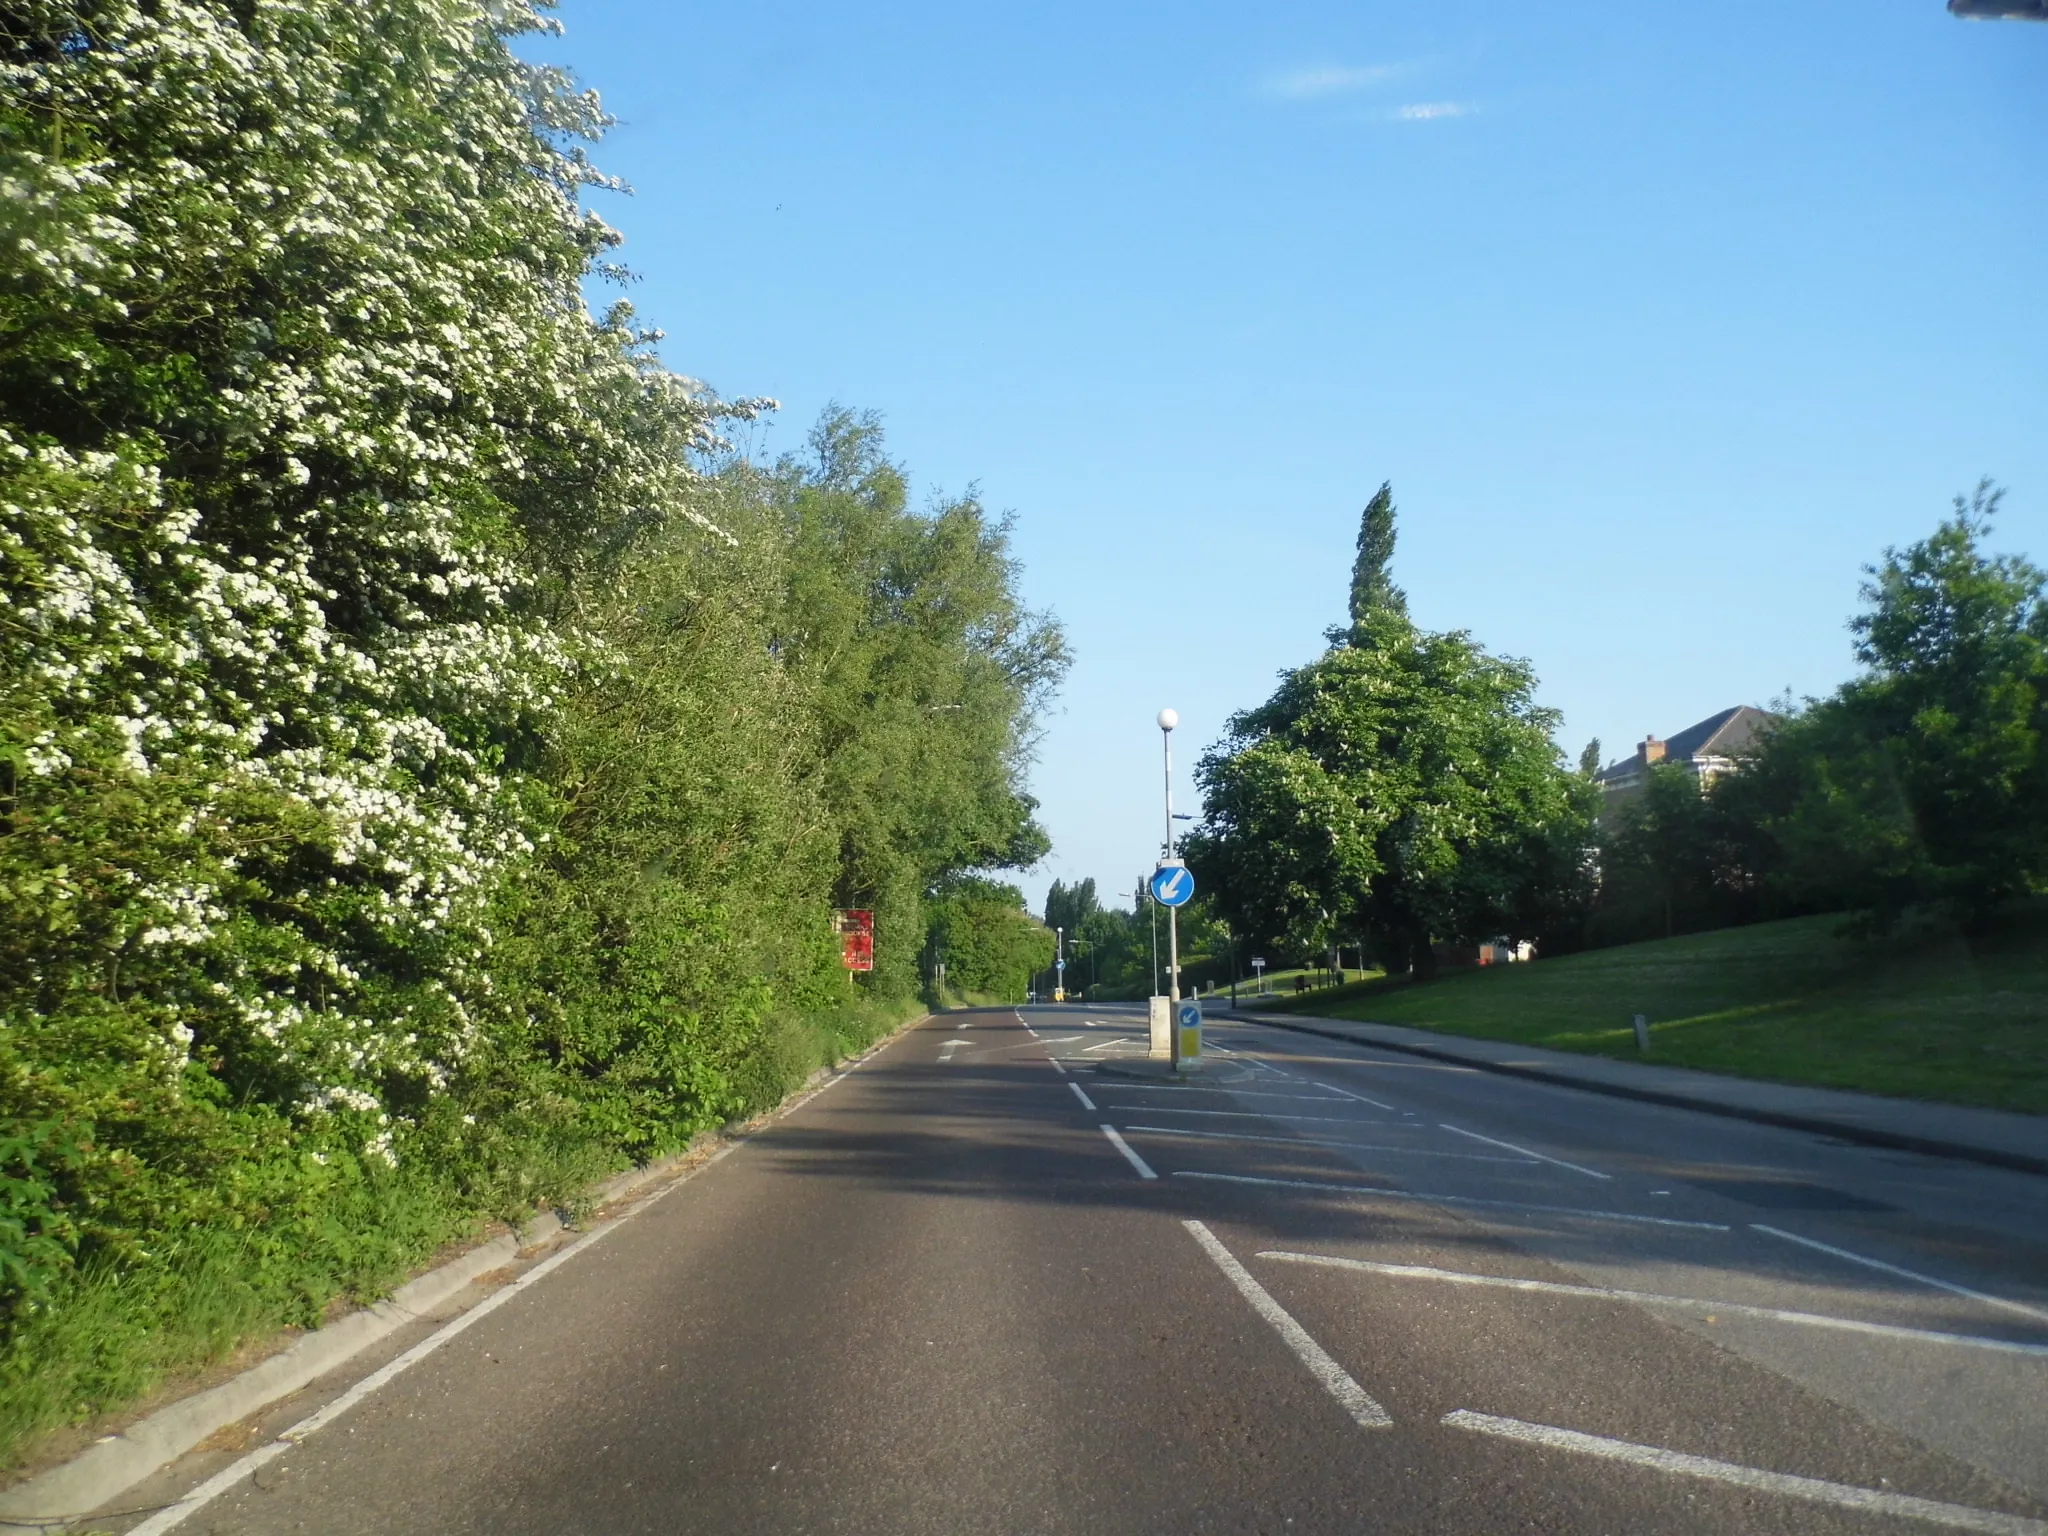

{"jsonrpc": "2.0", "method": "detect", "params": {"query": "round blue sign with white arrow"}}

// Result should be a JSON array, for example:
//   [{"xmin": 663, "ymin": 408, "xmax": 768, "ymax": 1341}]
[{"xmin": 1149, "ymin": 863, "xmax": 1195, "ymax": 908}]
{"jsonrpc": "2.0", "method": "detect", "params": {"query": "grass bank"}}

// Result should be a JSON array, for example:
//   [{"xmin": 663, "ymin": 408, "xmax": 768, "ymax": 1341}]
[{"xmin": 1260, "ymin": 909, "xmax": 2048, "ymax": 1116}]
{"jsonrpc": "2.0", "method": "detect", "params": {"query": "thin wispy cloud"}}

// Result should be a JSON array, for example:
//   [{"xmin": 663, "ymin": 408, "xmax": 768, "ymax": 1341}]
[
  {"xmin": 1258, "ymin": 63, "xmax": 1406, "ymax": 102},
  {"xmin": 1391, "ymin": 101, "xmax": 1473, "ymax": 122}
]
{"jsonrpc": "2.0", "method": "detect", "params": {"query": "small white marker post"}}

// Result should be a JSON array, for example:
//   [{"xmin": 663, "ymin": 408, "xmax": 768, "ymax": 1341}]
[{"xmin": 1633, "ymin": 1013, "xmax": 1651, "ymax": 1053}]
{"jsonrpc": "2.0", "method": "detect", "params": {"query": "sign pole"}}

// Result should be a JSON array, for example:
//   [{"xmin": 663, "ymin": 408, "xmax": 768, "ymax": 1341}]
[
  {"xmin": 1158, "ymin": 708, "xmax": 1183, "ymax": 1069},
  {"xmin": 1147, "ymin": 712, "xmax": 1200, "ymax": 1069}
]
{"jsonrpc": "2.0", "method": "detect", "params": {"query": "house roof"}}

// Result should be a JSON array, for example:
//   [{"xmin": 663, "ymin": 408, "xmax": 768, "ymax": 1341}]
[{"xmin": 1596, "ymin": 705, "xmax": 1774, "ymax": 784}]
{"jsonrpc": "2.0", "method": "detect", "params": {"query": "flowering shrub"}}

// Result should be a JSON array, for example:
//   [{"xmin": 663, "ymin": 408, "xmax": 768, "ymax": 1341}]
[
  {"xmin": 0, "ymin": 0, "xmax": 1057, "ymax": 1455},
  {"xmin": 0, "ymin": 0, "xmax": 748, "ymax": 1319}
]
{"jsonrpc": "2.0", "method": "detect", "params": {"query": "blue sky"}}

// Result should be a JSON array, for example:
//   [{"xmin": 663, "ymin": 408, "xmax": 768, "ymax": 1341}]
[{"xmin": 538, "ymin": 1, "xmax": 2046, "ymax": 917}]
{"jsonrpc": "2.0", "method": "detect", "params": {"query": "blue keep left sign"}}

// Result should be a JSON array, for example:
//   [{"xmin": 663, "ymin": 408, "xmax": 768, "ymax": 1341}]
[{"xmin": 1149, "ymin": 863, "xmax": 1195, "ymax": 908}]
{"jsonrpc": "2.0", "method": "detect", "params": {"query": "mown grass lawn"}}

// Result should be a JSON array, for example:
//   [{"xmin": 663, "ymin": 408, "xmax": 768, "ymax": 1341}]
[{"xmin": 1268, "ymin": 908, "xmax": 2048, "ymax": 1115}]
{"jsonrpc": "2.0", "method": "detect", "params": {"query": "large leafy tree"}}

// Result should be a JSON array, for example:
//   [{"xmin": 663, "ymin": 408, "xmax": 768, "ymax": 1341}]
[
  {"xmin": 767, "ymin": 410, "xmax": 1066, "ymax": 991},
  {"xmin": 1187, "ymin": 490, "xmax": 1592, "ymax": 973},
  {"xmin": 1725, "ymin": 484, "xmax": 2046, "ymax": 929}
]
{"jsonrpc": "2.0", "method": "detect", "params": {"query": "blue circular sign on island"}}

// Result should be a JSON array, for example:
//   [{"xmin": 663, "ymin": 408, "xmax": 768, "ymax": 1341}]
[{"xmin": 1149, "ymin": 864, "xmax": 1195, "ymax": 908}]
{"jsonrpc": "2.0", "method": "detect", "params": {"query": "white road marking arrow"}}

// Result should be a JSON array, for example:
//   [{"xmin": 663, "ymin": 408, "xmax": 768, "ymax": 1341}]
[{"xmin": 937, "ymin": 1039, "xmax": 971, "ymax": 1063}]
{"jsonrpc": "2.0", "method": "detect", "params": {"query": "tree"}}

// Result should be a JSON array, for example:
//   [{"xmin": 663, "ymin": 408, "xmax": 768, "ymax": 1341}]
[
  {"xmin": 1188, "ymin": 490, "xmax": 1592, "ymax": 975},
  {"xmin": 1591, "ymin": 762, "xmax": 1753, "ymax": 943},
  {"xmin": 923, "ymin": 878, "xmax": 1054, "ymax": 1002},
  {"xmin": 1727, "ymin": 485, "xmax": 2046, "ymax": 929},
  {"xmin": 767, "ymin": 410, "xmax": 1068, "ymax": 990},
  {"xmin": 1044, "ymin": 877, "xmax": 1100, "ymax": 935},
  {"xmin": 1347, "ymin": 482, "xmax": 1408, "ymax": 625}
]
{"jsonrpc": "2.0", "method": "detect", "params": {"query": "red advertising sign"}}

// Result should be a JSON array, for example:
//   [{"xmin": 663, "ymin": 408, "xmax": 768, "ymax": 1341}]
[{"xmin": 835, "ymin": 909, "xmax": 875, "ymax": 972}]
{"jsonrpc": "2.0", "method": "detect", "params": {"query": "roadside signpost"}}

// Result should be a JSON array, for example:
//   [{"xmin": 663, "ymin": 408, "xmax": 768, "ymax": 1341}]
[
  {"xmin": 1149, "ymin": 863, "xmax": 1193, "ymax": 908},
  {"xmin": 834, "ymin": 909, "xmax": 874, "ymax": 972},
  {"xmin": 1153, "ymin": 708, "xmax": 1198, "ymax": 1071}
]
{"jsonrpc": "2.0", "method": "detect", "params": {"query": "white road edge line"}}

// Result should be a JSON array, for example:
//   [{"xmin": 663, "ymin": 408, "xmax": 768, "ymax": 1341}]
[
  {"xmin": 1100, "ymin": 1125, "xmax": 1157, "ymax": 1179},
  {"xmin": 125, "ymin": 1149, "xmax": 732, "ymax": 1536},
  {"xmin": 1118, "ymin": 1125, "xmax": 1537, "ymax": 1164},
  {"xmin": 1259, "ymin": 1253, "xmax": 2048, "ymax": 1360},
  {"xmin": 1069, "ymin": 1082, "xmax": 1098, "ymax": 1112},
  {"xmin": 1174, "ymin": 1171, "xmax": 1730, "ymax": 1231},
  {"xmin": 1183, "ymin": 1221, "xmax": 1391, "ymax": 1430},
  {"xmin": 1438, "ymin": 1123, "xmax": 1610, "ymax": 1179},
  {"xmin": 1752, "ymin": 1224, "xmax": 2048, "ymax": 1327},
  {"xmin": 1441, "ymin": 1409, "xmax": 2048, "ymax": 1535}
]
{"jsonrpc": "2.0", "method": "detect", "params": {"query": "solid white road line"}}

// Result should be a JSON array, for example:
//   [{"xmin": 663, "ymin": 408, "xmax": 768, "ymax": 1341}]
[
  {"xmin": 126, "ymin": 1150, "xmax": 732, "ymax": 1536},
  {"xmin": 1100, "ymin": 1126, "xmax": 1157, "ymax": 1179},
  {"xmin": 1109, "ymin": 1085, "xmax": 1357, "ymax": 1104},
  {"xmin": 1438, "ymin": 1123, "xmax": 1610, "ymax": 1179},
  {"xmin": 1752, "ymin": 1224, "xmax": 2048, "ymax": 1328},
  {"xmin": 1183, "ymin": 1221, "xmax": 1391, "ymax": 1430},
  {"xmin": 1118, "ymin": 1125, "xmax": 1537, "ymax": 1164},
  {"xmin": 1440, "ymin": 1410, "xmax": 2048, "ymax": 1535},
  {"xmin": 1095, "ymin": 1107, "xmax": 1396, "ymax": 1126},
  {"xmin": 1309, "ymin": 1080, "xmax": 1398, "ymax": 1111},
  {"xmin": 1174, "ymin": 1171, "xmax": 1731, "ymax": 1230},
  {"xmin": 1260, "ymin": 1253, "xmax": 2048, "ymax": 1360},
  {"xmin": 1032, "ymin": 1035, "xmax": 1085, "ymax": 1046},
  {"xmin": 1069, "ymin": 1082, "xmax": 1098, "ymax": 1112}
]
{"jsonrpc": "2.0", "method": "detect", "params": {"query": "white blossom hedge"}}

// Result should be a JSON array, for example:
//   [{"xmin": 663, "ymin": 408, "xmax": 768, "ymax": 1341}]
[
  {"xmin": 0, "ymin": 0, "xmax": 758, "ymax": 1317},
  {"xmin": 0, "ymin": 0, "xmax": 1061, "ymax": 1450}
]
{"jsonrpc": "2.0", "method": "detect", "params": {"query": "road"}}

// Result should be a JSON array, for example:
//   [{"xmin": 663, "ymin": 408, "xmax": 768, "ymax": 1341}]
[{"xmin": 110, "ymin": 1006, "xmax": 2048, "ymax": 1535}]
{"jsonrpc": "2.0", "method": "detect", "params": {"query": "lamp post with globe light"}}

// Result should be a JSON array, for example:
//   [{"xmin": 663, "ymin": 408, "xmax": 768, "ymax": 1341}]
[{"xmin": 1158, "ymin": 707, "xmax": 1181, "ymax": 1009}]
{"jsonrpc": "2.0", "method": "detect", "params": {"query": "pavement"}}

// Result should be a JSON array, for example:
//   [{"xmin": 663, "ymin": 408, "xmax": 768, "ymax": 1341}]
[
  {"xmin": 1212, "ymin": 998, "xmax": 2048, "ymax": 1175},
  {"xmin": 74, "ymin": 1005, "xmax": 2048, "ymax": 1535}
]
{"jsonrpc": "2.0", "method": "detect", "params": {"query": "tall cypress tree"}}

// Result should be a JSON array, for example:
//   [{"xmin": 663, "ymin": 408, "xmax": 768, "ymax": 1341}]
[{"xmin": 1348, "ymin": 482, "xmax": 1409, "ymax": 626}]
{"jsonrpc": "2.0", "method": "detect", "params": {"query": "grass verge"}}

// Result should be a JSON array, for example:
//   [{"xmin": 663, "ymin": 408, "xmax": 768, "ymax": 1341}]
[
  {"xmin": 1262, "ymin": 908, "xmax": 2048, "ymax": 1116},
  {"xmin": 0, "ymin": 992, "xmax": 923, "ymax": 1480}
]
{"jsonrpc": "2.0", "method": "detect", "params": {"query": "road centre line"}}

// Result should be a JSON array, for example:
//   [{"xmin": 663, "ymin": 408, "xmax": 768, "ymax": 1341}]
[
  {"xmin": 1100, "ymin": 1126, "xmax": 1157, "ymax": 1180},
  {"xmin": 1069, "ymin": 1082, "xmax": 1098, "ymax": 1112},
  {"xmin": 1048, "ymin": 1056, "xmax": 1068, "ymax": 1075},
  {"xmin": 125, "ymin": 1149, "xmax": 733, "ymax": 1536},
  {"xmin": 1752, "ymin": 1224, "xmax": 2048, "ymax": 1327},
  {"xmin": 1438, "ymin": 1123, "xmax": 1610, "ymax": 1179},
  {"xmin": 1440, "ymin": 1410, "xmax": 2048, "ymax": 1535},
  {"xmin": 1174, "ymin": 1172, "xmax": 1731, "ymax": 1231},
  {"xmin": 1260, "ymin": 1254, "xmax": 2048, "ymax": 1360},
  {"xmin": 1183, "ymin": 1221, "xmax": 1391, "ymax": 1430},
  {"xmin": 1118, "ymin": 1125, "xmax": 1537, "ymax": 1164}
]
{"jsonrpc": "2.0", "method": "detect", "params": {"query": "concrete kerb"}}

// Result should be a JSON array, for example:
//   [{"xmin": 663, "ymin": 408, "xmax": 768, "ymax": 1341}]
[
  {"xmin": 0, "ymin": 1010, "xmax": 933, "ymax": 1533},
  {"xmin": 1215, "ymin": 1008, "xmax": 2048, "ymax": 1180}
]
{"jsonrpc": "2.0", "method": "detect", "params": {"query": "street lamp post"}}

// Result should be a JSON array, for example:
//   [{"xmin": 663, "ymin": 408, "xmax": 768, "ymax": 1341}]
[{"xmin": 1159, "ymin": 708, "xmax": 1180, "ymax": 1008}]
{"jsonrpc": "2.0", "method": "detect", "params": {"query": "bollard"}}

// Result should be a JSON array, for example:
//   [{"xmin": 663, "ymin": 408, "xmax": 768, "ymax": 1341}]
[{"xmin": 1633, "ymin": 1013, "xmax": 1650, "ymax": 1053}]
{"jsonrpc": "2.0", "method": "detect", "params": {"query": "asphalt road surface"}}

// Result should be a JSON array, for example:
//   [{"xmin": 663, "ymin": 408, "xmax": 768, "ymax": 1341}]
[{"xmin": 111, "ymin": 1006, "xmax": 2048, "ymax": 1535}]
